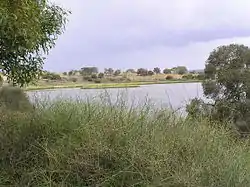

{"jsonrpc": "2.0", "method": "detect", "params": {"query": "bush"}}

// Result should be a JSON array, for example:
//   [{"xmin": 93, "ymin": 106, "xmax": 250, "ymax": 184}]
[
  {"xmin": 166, "ymin": 75, "xmax": 173, "ymax": 80},
  {"xmin": 83, "ymin": 76, "xmax": 91, "ymax": 81},
  {"xmin": 98, "ymin": 73, "xmax": 104, "ymax": 79},
  {"xmin": 94, "ymin": 79, "xmax": 101, "ymax": 83},
  {"xmin": 182, "ymin": 74, "xmax": 194, "ymax": 79},
  {"xmin": 70, "ymin": 77, "xmax": 77, "ymax": 82},
  {"xmin": 42, "ymin": 72, "xmax": 61, "ymax": 80},
  {"xmin": 0, "ymin": 86, "xmax": 33, "ymax": 111},
  {"xmin": 1, "ymin": 99, "xmax": 250, "ymax": 186},
  {"xmin": 91, "ymin": 74, "xmax": 98, "ymax": 79}
]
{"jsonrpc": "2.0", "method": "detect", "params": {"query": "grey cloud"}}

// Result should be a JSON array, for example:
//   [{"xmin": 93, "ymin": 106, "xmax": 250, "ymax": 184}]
[{"xmin": 45, "ymin": 0, "xmax": 250, "ymax": 71}]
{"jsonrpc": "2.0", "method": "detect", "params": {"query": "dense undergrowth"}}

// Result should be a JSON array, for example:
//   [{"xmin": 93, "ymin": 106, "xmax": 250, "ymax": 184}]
[{"xmin": 1, "ymin": 87, "xmax": 250, "ymax": 186}]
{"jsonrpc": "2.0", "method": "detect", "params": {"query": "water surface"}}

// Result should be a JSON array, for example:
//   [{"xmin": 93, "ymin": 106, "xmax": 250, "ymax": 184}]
[{"xmin": 28, "ymin": 83, "xmax": 204, "ymax": 114}]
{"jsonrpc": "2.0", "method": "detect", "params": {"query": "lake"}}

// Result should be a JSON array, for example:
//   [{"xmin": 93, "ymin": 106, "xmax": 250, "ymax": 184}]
[{"xmin": 27, "ymin": 83, "xmax": 205, "ymax": 114}]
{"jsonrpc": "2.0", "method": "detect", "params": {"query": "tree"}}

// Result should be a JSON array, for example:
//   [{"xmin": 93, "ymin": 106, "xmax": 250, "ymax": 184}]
[
  {"xmin": 137, "ymin": 68, "xmax": 148, "ymax": 76},
  {"xmin": 0, "ymin": 0, "xmax": 70, "ymax": 86},
  {"xmin": 63, "ymin": 72, "xmax": 67, "ymax": 76},
  {"xmin": 148, "ymin": 70, "xmax": 154, "ymax": 76},
  {"xmin": 80, "ymin": 67, "xmax": 98, "ymax": 75},
  {"xmin": 68, "ymin": 70, "xmax": 75, "ymax": 76},
  {"xmin": 173, "ymin": 66, "xmax": 188, "ymax": 75},
  {"xmin": 163, "ymin": 68, "xmax": 171, "ymax": 74},
  {"xmin": 126, "ymin": 69, "xmax": 136, "ymax": 73},
  {"xmin": 188, "ymin": 44, "xmax": 250, "ymax": 133},
  {"xmin": 104, "ymin": 68, "xmax": 114, "ymax": 75},
  {"xmin": 114, "ymin": 69, "xmax": 121, "ymax": 76},
  {"xmin": 98, "ymin": 73, "xmax": 104, "ymax": 79},
  {"xmin": 153, "ymin": 67, "xmax": 161, "ymax": 74}
]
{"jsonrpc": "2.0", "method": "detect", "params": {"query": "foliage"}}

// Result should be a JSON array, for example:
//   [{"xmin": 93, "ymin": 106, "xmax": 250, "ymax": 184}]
[
  {"xmin": 137, "ymin": 68, "xmax": 148, "ymax": 76},
  {"xmin": 163, "ymin": 68, "xmax": 172, "ymax": 74},
  {"xmin": 182, "ymin": 74, "xmax": 195, "ymax": 80},
  {"xmin": 91, "ymin": 74, "xmax": 98, "ymax": 79},
  {"xmin": 80, "ymin": 67, "xmax": 98, "ymax": 75},
  {"xmin": 197, "ymin": 73, "xmax": 205, "ymax": 80},
  {"xmin": 41, "ymin": 71, "xmax": 61, "ymax": 80},
  {"xmin": 113, "ymin": 69, "xmax": 121, "ymax": 76},
  {"xmin": 104, "ymin": 68, "xmax": 114, "ymax": 75},
  {"xmin": 70, "ymin": 77, "xmax": 77, "ymax": 82},
  {"xmin": 63, "ymin": 72, "xmax": 67, "ymax": 76},
  {"xmin": 126, "ymin": 69, "xmax": 136, "ymax": 73},
  {"xmin": 97, "ymin": 72, "xmax": 104, "ymax": 79},
  {"xmin": 172, "ymin": 66, "xmax": 188, "ymax": 75},
  {"xmin": 0, "ymin": 86, "xmax": 33, "ymax": 111},
  {"xmin": 68, "ymin": 70, "xmax": 77, "ymax": 76},
  {"xmin": 1, "ymin": 99, "xmax": 250, "ymax": 186},
  {"xmin": 94, "ymin": 79, "xmax": 101, "ymax": 83},
  {"xmin": 153, "ymin": 67, "xmax": 161, "ymax": 74},
  {"xmin": 147, "ymin": 70, "xmax": 154, "ymax": 76},
  {"xmin": 0, "ymin": 0, "xmax": 70, "ymax": 86},
  {"xmin": 188, "ymin": 44, "xmax": 250, "ymax": 133}
]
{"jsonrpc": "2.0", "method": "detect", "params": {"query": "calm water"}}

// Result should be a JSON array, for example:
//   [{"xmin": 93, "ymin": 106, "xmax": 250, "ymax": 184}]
[{"xmin": 27, "ymin": 83, "xmax": 204, "ymax": 114}]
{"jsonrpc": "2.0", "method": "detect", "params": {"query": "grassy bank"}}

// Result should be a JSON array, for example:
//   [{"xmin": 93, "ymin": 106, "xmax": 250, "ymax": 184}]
[
  {"xmin": 24, "ymin": 84, "xmax": 84, "ymax": 91},
  {"xmin": 24, "ymin": 79, "xmax": 201, "ymax": 91},
  {"xmin": 1, "ymin": 96, "xmax": 250, "ymax": 186},
  {"xmin": 81, "ymin": 80, "xmax": 201, "ymax": 89}
]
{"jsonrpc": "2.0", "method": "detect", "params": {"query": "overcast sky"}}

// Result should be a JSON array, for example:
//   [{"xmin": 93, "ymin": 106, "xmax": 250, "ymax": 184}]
[{"xmin": 44, "ymin": 0, "xmax": 250, "ymax": 72}]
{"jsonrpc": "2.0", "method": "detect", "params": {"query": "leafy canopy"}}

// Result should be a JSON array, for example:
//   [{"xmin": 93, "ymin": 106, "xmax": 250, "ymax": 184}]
[
  {"xmin": 187, "ymin": 44, "xmax": 250, "ymax": 132},
  {"xmin": 0, "ymin": 0, "xmax": 70, "ymax": 86},
  {"xmin": 203, "ymin": 44, "xmax": 250, "ymax": 121}
]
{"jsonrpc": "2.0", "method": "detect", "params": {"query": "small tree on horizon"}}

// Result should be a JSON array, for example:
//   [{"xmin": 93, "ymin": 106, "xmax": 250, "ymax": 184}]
[
  {"xmin": 163, "ymin": 68, "xmax": 172, "ymax": 74},
  {"xmin": 148, "ymin": 70, "xmax": 154, "ymax": 76},
  {"xmin": 153, "ymin": 67, "xmax": 161, "ymax": 74},
  {"xmin": 137, "ymin": 68, "xmax": 148, "ymax": 76},
  {"xmin": 114, "ymin": 69, "xmax": 121, "ymax": 76}
]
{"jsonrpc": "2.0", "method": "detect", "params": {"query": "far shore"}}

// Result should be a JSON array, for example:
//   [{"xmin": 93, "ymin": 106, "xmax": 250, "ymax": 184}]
[{"xmin": 24, "ymin": 80, "xmax": 202, "ymax": 91}]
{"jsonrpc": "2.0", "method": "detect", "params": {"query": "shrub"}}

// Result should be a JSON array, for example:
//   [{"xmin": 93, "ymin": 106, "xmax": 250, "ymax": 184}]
[
  {"xmin": 87, "ymin": 78, "xmax": 93, "ymax": 82},
  {"xmin": 42, "ymin": 72, "xmax": 62, "ymax": 80},
  {"xmin": 70, "ymin": 77, "xmax": 77, "ymax": 82},
  {"xmin": 182, "ymin": 74, "xmax": 194, "ymax": 79},
  {"xmin": 94, "ymin": 79, "xmax": 101, "ymax": 83},
  {"xmin": 0, "ymin": 86, "xmax": 33, "ymax": 111},
  {"xmin": 98, "ymin": 73, "xmax": 104, "ymax": 79},
  {"xmin": 91, "ymin": 74, "xmax": 98, "ymax": 79},
  {"xmin": 1, "ymin": 99, "xmax": 250, "ymax": 186},
  {"xmin": 83, "ymin": 76, "xmax": 91, "ymax": 81},
  {"xmin": 166, "ymin": 75, "xmax": 173, "ymax": 80}
]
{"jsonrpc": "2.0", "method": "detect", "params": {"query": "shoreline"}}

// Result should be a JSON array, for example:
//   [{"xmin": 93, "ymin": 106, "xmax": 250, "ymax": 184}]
[{"xmin": 24, "ymin": 80, "xmax": 202, "ymax": 91}]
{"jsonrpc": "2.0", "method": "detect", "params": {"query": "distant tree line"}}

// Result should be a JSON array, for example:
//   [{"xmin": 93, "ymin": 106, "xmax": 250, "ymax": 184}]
[{"xmin": 40, "ymin": 65, "xmax": 206, "ymax": 82}]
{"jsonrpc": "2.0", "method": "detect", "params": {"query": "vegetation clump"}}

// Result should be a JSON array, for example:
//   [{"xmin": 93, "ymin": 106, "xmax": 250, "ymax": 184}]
[
  {"xmin": 1, "ymin": 98, "xmax": 250, "ymax": 186},
  {"xmin": 187, "ymin": 44, "xmax": 250, "ymax": 134},
  {"xmin": 0, "ymin": 86, "xmax": 33, "ymax": 111}
]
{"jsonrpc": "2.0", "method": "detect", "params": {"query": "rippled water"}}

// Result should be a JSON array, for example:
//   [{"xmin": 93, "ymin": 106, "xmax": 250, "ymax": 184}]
[{"xmin": 27, "ymin": 83, "xmax": 205, "ymax": 114}]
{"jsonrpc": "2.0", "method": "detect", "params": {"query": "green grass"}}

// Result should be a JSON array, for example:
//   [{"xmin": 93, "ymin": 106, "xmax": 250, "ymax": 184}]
[
  {"xmin": 81, "ymin": 80, "xmax": 201, "ymax": 89},
  {"xmin": 24, "ymin": 79, "xmax": 201, "ymax": 91},
  {"xmin": 1, "ymin": 96, "xmax": 250, "ymax": 186},
  {"xmin": 24, "ymin": 84, "xmax": 84, "ymax": 91}
]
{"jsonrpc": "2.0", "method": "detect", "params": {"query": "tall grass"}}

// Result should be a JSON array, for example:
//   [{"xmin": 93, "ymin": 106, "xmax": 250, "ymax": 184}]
[{"xmin": 1, "ymin": 96, "xmax": 250, "ymax": 186}]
